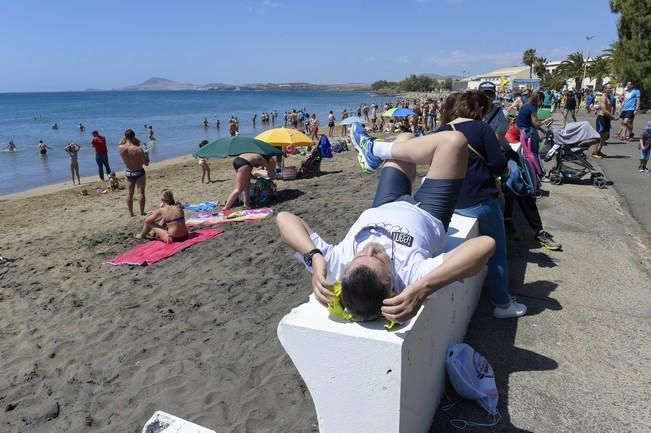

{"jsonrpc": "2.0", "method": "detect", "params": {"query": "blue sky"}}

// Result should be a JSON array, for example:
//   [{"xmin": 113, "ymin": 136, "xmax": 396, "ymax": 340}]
[{"xmin": 0, "ymin": 0, "xmax": 619, "ymax": 92}]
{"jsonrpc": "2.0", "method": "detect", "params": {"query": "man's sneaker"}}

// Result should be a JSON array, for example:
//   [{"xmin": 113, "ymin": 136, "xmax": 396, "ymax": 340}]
[
  {"xmin": 591, "ymin": 153, "xmax": 603, "ymax": 159},
  {"xmin": 350, "ymin": 122, "xmax": 382, "ymax": 173},
  {"xmin": 535, "ymin": 230, "xmax": 562, "ymax": 251},
  {"xmin": 493, "ymin": 298, "xmax": 527, "ymax": 319}
]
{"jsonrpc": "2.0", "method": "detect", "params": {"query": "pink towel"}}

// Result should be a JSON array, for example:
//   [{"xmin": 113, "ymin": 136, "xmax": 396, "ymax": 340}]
[{"xmin": 105, "ymin": 229, "xmax": 224, "ymax": 266}]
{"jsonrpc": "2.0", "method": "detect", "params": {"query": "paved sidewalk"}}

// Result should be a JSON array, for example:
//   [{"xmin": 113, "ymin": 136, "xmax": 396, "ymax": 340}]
[
  {"xmin": 431, "ymin": 120, "xmax": 651, "ymax": 432},
  {"xmin": 577, "ymin": 111, "xmax": 651, "ymax": 236}
]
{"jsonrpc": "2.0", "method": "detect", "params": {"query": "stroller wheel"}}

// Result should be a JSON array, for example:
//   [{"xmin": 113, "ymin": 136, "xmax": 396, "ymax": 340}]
[
  {"xmin": 593, "ymin": 175, "xmax": 607, "ymax": 189},
  {"xmin": 549, "ymin": 170, "xmax": 563, "ymax": 185}
]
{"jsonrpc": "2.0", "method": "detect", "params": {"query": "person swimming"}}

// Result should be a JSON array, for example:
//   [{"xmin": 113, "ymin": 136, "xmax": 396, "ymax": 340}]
[
  {"xmin": 38, "ymin": 140, "xmax": 51, "ymax": 156},
  {"xmin": 5, "ymin": 141, "xmax": 17, "ymax": 151}
]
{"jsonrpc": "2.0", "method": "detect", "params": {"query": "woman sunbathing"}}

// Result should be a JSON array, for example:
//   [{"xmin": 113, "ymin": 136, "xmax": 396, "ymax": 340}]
[
  {"xmin": 223, "ymin": 153, "xmax": 276, "ymax": 210},
  {"xmin": 137, "ymin": 189, "xmax": 189, "ymax": 243}
]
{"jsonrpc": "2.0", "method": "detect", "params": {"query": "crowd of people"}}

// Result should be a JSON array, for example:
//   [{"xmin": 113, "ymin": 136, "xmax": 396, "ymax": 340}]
[{"xmin": 277, "ymin": 81, "xmax": 648, "ymax": 325}]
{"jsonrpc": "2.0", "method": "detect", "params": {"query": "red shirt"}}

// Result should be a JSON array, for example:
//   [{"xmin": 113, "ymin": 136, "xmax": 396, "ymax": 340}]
[{"xmin": 92, "ymin": 135, "xmax": 108, "ymax": 154}]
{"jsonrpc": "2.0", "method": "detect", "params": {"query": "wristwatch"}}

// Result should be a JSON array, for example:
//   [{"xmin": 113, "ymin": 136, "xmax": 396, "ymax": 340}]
[{"xmin": 303, "ymin": 248, "xmax": 323, "ymax": 267}]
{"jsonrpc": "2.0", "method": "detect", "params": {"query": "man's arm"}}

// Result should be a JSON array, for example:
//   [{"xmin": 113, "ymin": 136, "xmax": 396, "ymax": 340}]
[
  {"xmin": 381, "ymin": 236, "xmax": 495, "ymax": 323},
  {"xmin": 276, "ymin": 211, "xmax": 334, "ymax": 305}
]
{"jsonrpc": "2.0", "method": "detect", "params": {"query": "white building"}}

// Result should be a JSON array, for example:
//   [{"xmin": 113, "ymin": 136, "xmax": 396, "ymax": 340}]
[{"xmin": 458, "ymin": 59, "xmax": 616, "ymax": 92}]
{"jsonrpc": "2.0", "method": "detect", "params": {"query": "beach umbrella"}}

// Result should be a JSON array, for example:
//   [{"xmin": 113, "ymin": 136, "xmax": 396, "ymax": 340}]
[
  {"xmin": 382, "ymin": 107, "xmax": 416, "ymax": 117},
  {"xmin": 338, "ymin": 116, "xmax": 366, "ymax": 125},
  {"xmin": 256, "ymin": 127, "xmax": 313, "ymax": 148},
  {"xmin": 193, "ymin": 136, "xmax": 282, "ymax": 159}
]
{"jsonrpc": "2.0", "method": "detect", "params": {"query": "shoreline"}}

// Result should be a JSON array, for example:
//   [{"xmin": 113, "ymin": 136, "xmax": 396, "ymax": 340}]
[{"xmin": 0, "ymin": 153, "xmax": 195, "ymax": 202}]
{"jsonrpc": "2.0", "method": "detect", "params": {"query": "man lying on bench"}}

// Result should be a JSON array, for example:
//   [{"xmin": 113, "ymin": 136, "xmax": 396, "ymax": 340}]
[{"xmin": 277, "ymin": 124, "xmax": 495, "ymax": 324}]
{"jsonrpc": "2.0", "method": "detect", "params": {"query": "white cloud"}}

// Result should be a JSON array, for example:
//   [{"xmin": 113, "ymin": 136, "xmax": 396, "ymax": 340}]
[
  {"xmin": 251, "ymin": 1, "xmax": 280, "ymax": 15},
  {"xmin": 425, "ymin": 50, "xmax": 522, "ymax": 67}
]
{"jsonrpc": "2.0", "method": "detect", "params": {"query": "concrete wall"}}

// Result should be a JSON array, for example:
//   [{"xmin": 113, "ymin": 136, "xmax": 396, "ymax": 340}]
[{"xmin": 277, "ymin": 214, "xmax": 485, "ymax": 433}]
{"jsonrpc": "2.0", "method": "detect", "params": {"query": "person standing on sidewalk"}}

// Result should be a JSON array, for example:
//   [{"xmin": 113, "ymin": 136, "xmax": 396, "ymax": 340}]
[
  {"xmin": 592, "ymin": 84, "xmax": 616, "ymax": 159},
  {"xmin": 91, "ymin": 130, "xmax": 111, "ymax": 181},
  {"xmin": 439, "ymin": 91, "xmax": 527, "ymax": 319},
  {"xmin": 617, "ymin": 81, "xmax": 641, "ymax": 140},
  {"xmin": 479, "ymin": 82, "xmax": 562, "ymax": 252}
]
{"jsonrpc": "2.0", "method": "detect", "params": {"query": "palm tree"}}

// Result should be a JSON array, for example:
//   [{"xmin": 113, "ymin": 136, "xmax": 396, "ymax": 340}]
[
  {"xmin": 540, "ymin": 69, "xmax": 567, "ymax": 91},
  {"xmin": 533, "ymin": 56, "xmax": 548, "ymax": 79},
  {"xmin": 522, "ymin": 49, "xmax": 537, "ymax": 79},
  {"xmin": 587, "ymin": 55, "xmax": 612, "ymax": 90},
  {"xmin": 558, "ymin": 51, "xmax": 586, "ymax": 89}
]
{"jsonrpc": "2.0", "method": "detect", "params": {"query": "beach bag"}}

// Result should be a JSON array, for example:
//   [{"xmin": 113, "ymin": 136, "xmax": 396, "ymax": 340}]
[
  {"xmin": 282, "ymin": 166, "xmax": 298, "ymax": 180},
  {"xmin": 318, "ymin": 135, "xmax": 333, "ymax": 158},
  {"xmin": 445, "ymin": 343, "xmax": 501, "ymax": 429},
  {"xmin": 249, "ymin": 178, "xmax": 276, "ymax": 205}
]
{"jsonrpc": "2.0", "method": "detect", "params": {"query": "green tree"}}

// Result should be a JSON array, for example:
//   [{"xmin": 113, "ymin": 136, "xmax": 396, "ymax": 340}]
[
  {"xmin": 558, "ymin": 51, "xmax": 586, "ymax": 89},
  {"xmin": 400, "ymin": 74, "xmax": 436, "ymax": 92},
  {"xmin": 587, "ymin": 55, "xmax": 613, "ymax": 90},
  {"xmin": 540, "ymin": 69, "xmax": 567, "ymax": 91},
  {"xmin": 533, "ymin": 56, "xmax": 548, "ymax": 79},
  {"xmin": 522, "ymin": 48, "xmax": 537, "ymax": 79},
  {"xmin": 609, "ymin": 0, "xmax": 651, "ymax": 107}
]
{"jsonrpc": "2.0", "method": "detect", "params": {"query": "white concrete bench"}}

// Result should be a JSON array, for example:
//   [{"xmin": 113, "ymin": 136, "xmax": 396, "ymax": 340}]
[{"xmin": 277, "ymin": 214, "xmax": 485, "ymax": 433}]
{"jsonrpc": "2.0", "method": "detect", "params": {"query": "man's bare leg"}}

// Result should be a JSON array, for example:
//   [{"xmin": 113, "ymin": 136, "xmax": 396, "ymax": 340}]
[
  {"xmin": 127, "ymin": 181, "xmax": 136, "ymax": 217},
  {"xmin": 137, "ymin": 175, "xmax": 146, "ymax": 216},
  {"xmin": 378, "ymin": 131, "xmax": 467, "ymax": 179}
]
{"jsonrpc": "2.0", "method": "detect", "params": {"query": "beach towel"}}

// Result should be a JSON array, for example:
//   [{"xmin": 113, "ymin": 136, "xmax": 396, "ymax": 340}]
[
  {"xmin": 183, "ymin": 201, "xmax": 219, "ymax": 212},
  {"xmin": 185, "ymin": 208, "xmax": 273, "ymax": 228},
  {"xmin": 105, "ymin": 229, "xmax": 224, "ymax": 266}
]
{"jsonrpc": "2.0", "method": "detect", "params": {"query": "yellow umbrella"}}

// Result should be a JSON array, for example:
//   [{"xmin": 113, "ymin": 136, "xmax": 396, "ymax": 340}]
[{"xmin": 256, "ymin": 127, "xmax": 313, "ymax": 148}]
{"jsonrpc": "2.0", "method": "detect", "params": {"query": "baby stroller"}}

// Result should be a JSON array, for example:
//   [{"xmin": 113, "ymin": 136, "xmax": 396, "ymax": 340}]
[{"xmin": 542, "ymin": 121, "xmax": 607, "ymax": 189}]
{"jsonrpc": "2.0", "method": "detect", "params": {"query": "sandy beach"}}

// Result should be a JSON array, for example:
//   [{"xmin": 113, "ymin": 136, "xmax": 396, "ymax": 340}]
[
  {"xmin": 0, "ymin": 146, "xmax": 375, "ymax": 433},
  {"xmin": 2, "ymin": 120, "xmax": 650, "ymax": 433}
]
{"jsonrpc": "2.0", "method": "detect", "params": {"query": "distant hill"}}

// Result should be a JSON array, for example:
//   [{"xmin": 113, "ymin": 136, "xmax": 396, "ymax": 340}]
[
  {"xmin": 120, "ymin": 77, "xmax": 371, "ymax": 91},
  {"xmin": 122, "ymin": 77, "xmax": 199, "ymax": 91}
]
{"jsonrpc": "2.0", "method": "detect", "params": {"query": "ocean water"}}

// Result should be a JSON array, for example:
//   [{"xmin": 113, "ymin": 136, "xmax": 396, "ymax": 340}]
[{"xmin": 0, "ymin": 90, "xmax": 381, "ymax": 196}]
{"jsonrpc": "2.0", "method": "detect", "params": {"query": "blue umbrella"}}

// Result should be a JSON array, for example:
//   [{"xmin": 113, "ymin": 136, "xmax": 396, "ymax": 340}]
[
  {"xmin": 339, "ymin": 116, "xmax": 366, "ymax": 125},
  {"xmin": 383, "ymin": 107, "xmax": 416, "ymax": 117}
]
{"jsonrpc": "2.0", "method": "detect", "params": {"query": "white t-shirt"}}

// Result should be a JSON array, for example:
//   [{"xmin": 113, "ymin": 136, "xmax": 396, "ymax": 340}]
[{"xmin": 295, "ymin": 201, "xmax": 446, "ymax": 293}]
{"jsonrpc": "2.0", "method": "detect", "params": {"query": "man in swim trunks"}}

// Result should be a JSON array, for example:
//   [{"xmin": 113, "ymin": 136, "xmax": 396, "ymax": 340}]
[
  {"xmin": 119, "ymin": 129, "xmax": 149, "ymax": 217},
  {"xmin": 593, "ymin": 84, "xmax": 616, "ymax": 159},
  {"xmin": 277, "ymin": 124, "xmax": 495, "ymax": 323}
]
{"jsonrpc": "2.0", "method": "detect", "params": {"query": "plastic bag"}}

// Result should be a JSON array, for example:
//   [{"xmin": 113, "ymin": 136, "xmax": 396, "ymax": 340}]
[{"xmin": 445, "ymin": 343, "xmax": 501, "ymax": 429}]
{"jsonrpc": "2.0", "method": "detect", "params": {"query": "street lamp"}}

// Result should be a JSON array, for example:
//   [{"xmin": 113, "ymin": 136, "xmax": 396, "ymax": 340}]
[{"xmin": 581, "ymin": 35, "xmax": 594, "ymax": 89}]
